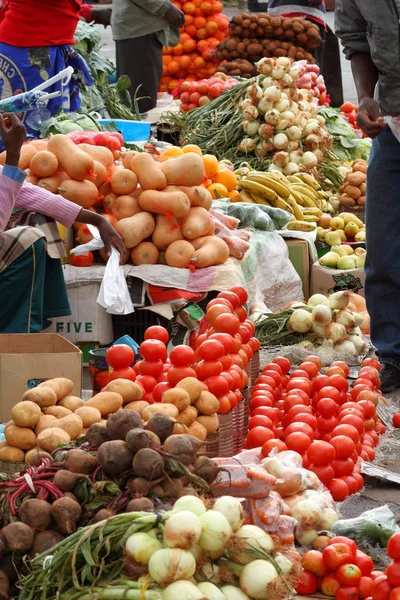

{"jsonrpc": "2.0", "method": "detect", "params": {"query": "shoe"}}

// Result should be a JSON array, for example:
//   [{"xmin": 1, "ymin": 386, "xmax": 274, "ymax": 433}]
[{"xmin": 379, "ymin": 363, "xmax": 400, "ymax": 394}]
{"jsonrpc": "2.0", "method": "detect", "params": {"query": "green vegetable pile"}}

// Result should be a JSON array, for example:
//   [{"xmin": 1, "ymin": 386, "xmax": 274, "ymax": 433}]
[
  {"xmin": 39, "ymin": 111, "xmax": 100, "ymax": 137},
  {"xmin": 319, "ymin": 106, "xmax": 371, "ymax": 162}
]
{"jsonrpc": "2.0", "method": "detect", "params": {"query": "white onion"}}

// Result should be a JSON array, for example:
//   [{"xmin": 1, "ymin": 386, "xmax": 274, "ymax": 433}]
[
  {"xmin": 334, "ymin": 340, "xmax": 357, "ymax": 356},
  {"xmin": 353, "ymin": 312, "xmax": 364, "ymax": 327},
  {"xmin": 197, "ymin": 582, "xmax": 226, "ymax": 600},
  {"xmin": 276, "ymin": 56, "xmax": 292, "ymax": 69},
  {"xmin": 301, "ymin": 151, "xmax": 318, "ymax": 169},
  {"xmin": 287, "ymin": 140, "xmax": 300, "ymax": 152},
  {"xmin": 335, "ymin": 309, "xmax": 356, "ymax": 329},
  {"xmin": 274, "ymin": 96, "xmax": 291, "ymax": 113},
  {"xmin": 190, "ymin": 546, "xmax": 204, "ymax": 563},
  {"xmin": 273, "ymin": 133, "xmax": 289, "ymax": 150},
  {"xmin": 173, "ymin": 496, "xmax": 206, "ymax": 516},
  {"xmin": 213, "ymin": 496, "xmax": 243, "ymax": 532},
  {"xmin": 281, "ymin": 73, "xmax": 293, "ymax": 85},
  {"xmin": 273, "ymin": 151, "xmax": 290, "ymax": 167},
  {"xmin": 268, "ymin": 163, "xmax": 283, "ymax": 173},
  {"xmin": 125, "ymin": 531, "xmax": 162, "ymax": 566},
  {"xmin": 243, "ymin": 120, "xmax": 260, "ymax": 137},
  {"xmin": 232, "ymin": 525, "xmax": 274, "ymax": 565},
  {"xmin": 319, "ymin": 507, "xmax": 339, "ymax": 530},
  {"xmin": 261, "ymin": 76, "xmax": 274, "ymax": 88},
  {"xmin": 288, "ymin": 309, "xmax": 313, "ymax": 333},
  {"xmin": 303, "ymin": 120, "xmax": 320, "ymax": 136},
  {"xmin": 291, "ymin": 499, "xmax": 322, "ymax": 529},
  {"xmin": 148, "ymin": 548, "xmax": 196, "ymax": 585},
  {"xmin": 325, "ymin": 322, "xmax": 347, "ymax": 344},
  {"xmin": 247, "ymin": 83, "xmax": 263, "ymax": 103},
  {"xmin": 274, "ymin": 119, "xmax": 293, "ymax": 132},
  {"xmin": 257, "ymin": 98, "xmax": 273, "ymax": 114},
  {"xmin": 312, "ymin": 304, "xmax": 332, "ymax": 327},
  {"xmin": 163, "ymin": 581, "xmax": 207, "ymax": 600},
  {"xmin": 295, "ymin": 528, "xmax": 318, "ymax": 546},
  {"xmin": 308, "ymin": 293, "xmax": 328, "ymax": 307},
  {"xmin": 257, "ymin": 58, "xmax": 274, "ymax": 75},
  {"xmin": 271, "ymin": 66, "xmax": 286, "ymax": 79},
  {"xmin": 329, "ymin": 291, "xmax": 350, "ymax": 310},
  {"xmin": 163, "ymin": 511, "xmax": 202, "ymax": 549},
  {"xmin": 221, "ymin": 585, "xmax": 250, "ymax": 600},
  {"xmin": 286, "ymin": 126, "xmax": 302, "ymax": 141},
  {"xmin": 199, "ymin": 510, "xmax": 232, "ymax": 552},
  {"xmin": 263, "ymin": 86, "xmax": 281, "ymax": 103},
  {"xmin": 242, "ymin": 106, "xmax": 259, "ymax": 122},
  {"xmin": 265, "ymin": 109, "xmax": 280, "ymax": 125},
  {"xmin": 283, "ymin": 162, "xmax": 299, "ymax": 176},
  {"xmin": 195, "ymin": 561, "xmax": 221, "ymax": 584},
  {"xmin": 312, "ymin": 322, "xmax": 326, "ymax": 339},
  {"xmin": 240, "ymin": 560, "xmax": 278, "ymax": 599},
  {"xmin": 238, "ymin": 138, "xmax": 256, "ymax": 153},
  {"xmin": 349, "ymin": 334, "xmax": 367, "ymax": 354},
  {"xmin": 289, "ymin": 150, "xmax": 303, "ymax": 164},
  {"xmin": 274, "ymin": 553, "xmax": 293, "ymax": 574}
]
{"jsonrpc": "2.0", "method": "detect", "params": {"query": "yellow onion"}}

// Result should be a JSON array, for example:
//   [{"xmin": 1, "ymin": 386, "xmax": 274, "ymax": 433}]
[
  {"xmin": 163, "ymin": 511, "xmax": 202, "ymax": 549},
  {"xmin": 199, "ymin": 511, "xmax": 232, "ymax": 552},
  {"xmin": 197, "ymin": 582, "xmax": 226, "ymax": 600},
  {"xmin": 163, "ymin": 581, "xmax": 207, "ymax": 600},
  {"xmin": 239, "ymin": 560, "xmax": 278, "ymax": 599},
  {"xmin": 213, "ymin": 497, "xmax": 243, "ymax": 532},
  {"xmin": 148, "ymin": 548, "xmax": 196, "ymax": 585},
  {"xmin": 125, "ymin": 531, "xmax": 162, "ymax": 566},
  {"xmin": 221, "ymin": 585, "xmax": 250, "ymax": 600},
  {"xmin": 232, "ymin": 525, "xmax": 274, "ymax": 564}
]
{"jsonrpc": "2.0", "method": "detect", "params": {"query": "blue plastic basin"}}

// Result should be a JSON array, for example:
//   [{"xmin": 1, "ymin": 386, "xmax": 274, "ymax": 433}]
[{"xmin": 98, "ymin": 119, "xmax": 150, "ymax": 142}]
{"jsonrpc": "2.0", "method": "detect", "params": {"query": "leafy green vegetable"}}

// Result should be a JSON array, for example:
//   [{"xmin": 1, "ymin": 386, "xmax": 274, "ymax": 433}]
[
  {"xmin": 39, "ymin": 111, "xmax": 100, "ymax": 137},
  {"xmin": 319, "ymin": 106, "xmax": 372, "ymax": 161}
]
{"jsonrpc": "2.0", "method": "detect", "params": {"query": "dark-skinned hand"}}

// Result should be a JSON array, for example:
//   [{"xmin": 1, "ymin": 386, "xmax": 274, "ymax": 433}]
[
  {"xmin": 165, "ymin": 4, "xmax": 185, "ymax": 28},
  {"xmin": 0, "ymin": 114, "xmax": 26, "ymax": 167},
  {"xmin": 357, "ymin": 97, "xmax": 385, "ymax": 138}
]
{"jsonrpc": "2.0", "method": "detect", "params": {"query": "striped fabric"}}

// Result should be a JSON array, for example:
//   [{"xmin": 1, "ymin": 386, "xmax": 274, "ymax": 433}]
[{"xmin": 268, "ymin": 1, "xmax": 326, "ymax": 25}]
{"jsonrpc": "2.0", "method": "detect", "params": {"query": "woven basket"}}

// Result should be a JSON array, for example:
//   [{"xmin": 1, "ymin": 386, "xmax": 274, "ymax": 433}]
[
  {"xmin": 251, "ymin": 351, "xmax": 260, "ymax": 386},
  {"xmin": 218, "ymin": 412, "xmax": 234, "ymax": 457},
  {"xmin": 0, "ymin": 459, "xmax": 26, "ymax": 476},
  {"xmin": 233, "ymin": 400, "xmax": 246, "ymax": 453}
]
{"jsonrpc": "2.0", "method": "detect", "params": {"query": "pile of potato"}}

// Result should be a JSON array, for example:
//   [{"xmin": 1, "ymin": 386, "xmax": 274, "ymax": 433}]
[
  {"xmin": 339, "ymin": 160, "xmax": 367, "ymax": 207},
  {"xmin": 0, "ymin": 376, "xmax": 222, "ymax": 464}
]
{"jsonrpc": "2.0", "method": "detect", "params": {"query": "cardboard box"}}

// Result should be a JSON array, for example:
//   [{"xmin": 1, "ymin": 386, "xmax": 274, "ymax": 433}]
[
  {"xmin": 286, "ymin": 239, "xmax": 311, "ymax": 300},
  {"xmin": 0, "ymin": 334, "xmax": 82, "ymax": 421},
  {"xmin": 311, "ymin": 262, "xmax": 365, "ymax": 297},
  {"xmin": 48, "ymin": 281, "xmax": 114, "ymax": 345}
]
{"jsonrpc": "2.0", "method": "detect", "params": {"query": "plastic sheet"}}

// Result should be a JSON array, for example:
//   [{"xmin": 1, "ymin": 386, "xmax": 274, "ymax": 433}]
[{"xmin": 332, "ymin": 505, "xmax": 400, "ymax": 548}]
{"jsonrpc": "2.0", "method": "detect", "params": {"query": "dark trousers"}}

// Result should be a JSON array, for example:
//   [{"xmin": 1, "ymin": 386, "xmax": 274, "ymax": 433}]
[
  {"xmin": 116, "ymin": 33, "xmax": 163, "ymax": 114},
  {"xmin": 311, "ymin": 23, "xmax": 344, "ymax": 108}
]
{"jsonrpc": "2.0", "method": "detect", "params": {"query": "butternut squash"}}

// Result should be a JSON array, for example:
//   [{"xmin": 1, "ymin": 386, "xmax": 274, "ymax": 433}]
[
  {"xmin": 98, "ymin": 181, "xmax": 112, "ymax": 198},
  {"xmin": 152, "ymin": 214, "xmax": 183, "ymax": 250},
  {"xmin": 185, "ymin": 186, "xmax": 213, "ymax": 210},
  {"xmin": 161, "ymin": 153, "xmax": 205, "ymax": 186},
  {"xmin": 191, "ymin": 237, "xmax": 229, "ymax": 267},
  {"xmin": 91, "ymin": 160, "xmax": 108, "ymax": 188},
  {"xmin": 103, "ymin": 193, "xmax": 118, "ymax": 214},
  {"xmin": 130, "ymin": 153, "xmax": 167, "ymax": 190},
  {"xmin": 110, "ymin": 168, "xmax": 138, "ymax": 195},
  {"xmin": 78, "ymin": 144, "xmax": 114, "ymax": 169},
  {"xmin": 122, "ymin": 150, "xmax": 139, "ymax": 169},
  {"xmin": 131, "ymin": 241, "xmax": 159, "ymax": 265},
  {"xmin": 29, "ymin": 139, "xmax": 48, "ymax": 151},
  {"xmin": 47, "ymin": 134, "xmax": 94, "ymax": 181},
  {"xmin": 58, "ymin": 179, "xmax": 99, "ymax": 209},
  {"xmin": 110, "ymin": 195, "xmax": 142, "ymax": 220},
  {"xmin": 26, "ymin": 174, "xmax": 40, "ymax": 185},
  {"xmin": 181, "ymin": 207, "xmax": 213, "ymax": 240},
  {"xmin": 139, "ymin": 190, "xmax": 190, "ymax": 219},
  {"xmin": 29, "ymin": 150, "xmax": 59, "ymax": 178},
  {"xmin": 0, "ymin": 144, "xmax": 36, "ymax": 169},
  {"xmin": 38, "ymin": 171, "xmax": 70, "ymax": 194},
  {"xmin": 165, "ymin": 240, "xmax": 195, "ymax": 268},
  {"xmin": 115, "ymin": 212, "xmax": 156, "ymax": 248}
]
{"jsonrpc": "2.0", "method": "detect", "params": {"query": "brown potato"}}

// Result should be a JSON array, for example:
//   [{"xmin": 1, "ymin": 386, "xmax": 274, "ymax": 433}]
[{"xmin": 5, "ymin": 425, "xmax": 36, "ymax": 450}]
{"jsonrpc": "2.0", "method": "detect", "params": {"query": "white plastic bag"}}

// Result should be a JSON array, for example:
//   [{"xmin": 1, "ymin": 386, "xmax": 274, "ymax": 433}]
[
  {"xmin": 70, "ymin": 225, "xmax": 134, "ymax": 315},
  {"xmin": 384, "ymin": 116, "xmax": 400, "ymax": 142}
]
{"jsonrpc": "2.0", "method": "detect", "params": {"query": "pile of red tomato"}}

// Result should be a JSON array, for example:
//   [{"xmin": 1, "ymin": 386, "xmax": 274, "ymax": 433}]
[
  {"xmin": 174, "ymin": 73, "xmax": 239, "ymax": 112},
  {"xmin": 160, "ymin": 0, "xmax": 229, "ymax": 94},
  {"xmin": 297, "ymin": 535, "xmax": 377, "ymax": 600},
  {"xmin": 245, "ymin": 354, "xmax": 385, "ymax": 502},
  {"xmin": 105, "ymin": 285, "xmax": 260, "ymax": 415},
  {"xmin": 340, "ymin": 102, "xmax": 368, "ymax": 138}
]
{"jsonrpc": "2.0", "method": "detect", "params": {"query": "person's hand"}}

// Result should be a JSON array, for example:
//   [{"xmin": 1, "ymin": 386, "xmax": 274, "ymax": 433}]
[
  {"xmin": 0, "ymin": 114, "xmax": 26, "ymax": 167},
  {"xmin": 165, "ymin": 5, "xmax": 185, "ymax": 28},
  {"xmin": 357, "ymin": 97, "xmax": 385, "ymax": 138},
  {"xmin": 90, "ymin": 8, "xmax": 111, "ymax": 27},
  {"xmin": 97, "ymin": 217, "xmax": 126, "ymax": 263}
]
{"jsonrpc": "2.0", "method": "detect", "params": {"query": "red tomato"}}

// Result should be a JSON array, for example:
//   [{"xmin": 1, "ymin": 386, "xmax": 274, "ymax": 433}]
[
  {"xmin": 213, "ymin": 313, "xmax": 240, "ymax": 335},
  {"xmin": 262, "ymin": 438, "xmax": 287, "ymax": 456},
  {"xmin": 208, "ymin": 333, "xmax": 235, "ymax": 354},
  {"xmin": 70, "ymin": 251, "xmax": 94, "ymax": 267},
  {"xmin": 330, "ymin": 374, "xmax": 349, "ymax": 392},
  {"xmin": 287, "ymin": 378, "xmax": 312, "ymax": 396},
  {"xmin": 291, "ymin": 369, "xmax": 311, "ymax": 380},
  {"xmin": 351, "ymin": 384, "xmax": 374, "ymax": 401},
  {"xmin": 323, "ymin": 543, "xmax": 353, "ymax": 571},
  {"xmin": 219, "ymin": 354, "xmax": 233, "ymax": 370},
  {"xmin": 329, "ymin": 478, "xmax": 349, "ymax": 501},
  {"xmin": 136, "ymin": 374, "xmax": 157, "ymax": 391},
  {"xmin": 294, "ymin": 413, "xmax": 318, "ymax": 429},
  {"xmin": 167, "ymin": 366, "xmax": 197, "ymax": 386},
  {"xmin": 392, "ymin": 414, "xmax": 400, "ymax": 428},
  {"xmin": 283, "ymin": 395, "xmax": 305, "ymax": 412},
  {"xmin": 307, "ymin": 440, "xmax": 336, "ymax": 465},
  {"xmin": 169, "ymin": 345, "xmax": 195, "ymax": 367},
  {"xmin": 263, "ymin": 362, "xmax": 283, "ymax": 375},
  {"xmin": 318, "ymin": 386, "xmax": 342, "ymax": 402},
  {"xmin": 195, "ymin": 360, "xmax": 223, "ymax": 380},
  {"xmin": 340, "ymin": 414, "xmax": 365, "ymax": 434},
  {"xmin": 152, "ymin": 381, "xmax": 172, "ymax": 403},
  {"xmin": 237, "ymin": 325, "xmax": 251, "ymax": 344},
  {"xmin": 336, "ymin": 564, "xmax": 362, "ymax": 587},
  {"xmin": 332, "ymin": 458, "xmax": 355, "ymax": 477},
  {"xmin": 386, "ymin": 562, "xmax": 400, "ymax": 587},
  {"xmin": 330, "ymin": 435, "xmax": 356, "ymax": 459},
  {"xmin": 300, "ymin": 361, "xmax": 320, "ymax": 378},
  {"xmin": 390, "ymin": 588, "xmax": 400, "ymax": 600},
  {"xmin": 140, "ymin": 339, "xmax": 167, "ymax": 362},
  {"xmin": 250, "ymin": 396, "xmax": 273, "ymax": 411},
  {"xmin": 330, "ymin": 361, "xmax": 350, "ymax": 377},
  {"xmin": 284, "ymin": 422, "xmax": 315, "ymax": 440},
  {"xmin": 217, "ymin": 290, "xmax": 240, "ymax": 309},
  {"xmin": 218, "ymin": 395, "xmax": 232, "ymax": 414},
  {"xmin": 207, "ymin": 298, "xmax": 233, "ymax": 310},
  {"xmin": 286, "ymin": 432, "xmax": 312, "ymax": 454},
  {"xmin": 287, "ymin": 405, "xmax": 313, "ymax": 419},
  {"xmin": 336, "ymin": 587, "xmax": 360, "ymax": 600},
  {"xmin": 308, "ymin": 463, "xmax": 334, "ymax": 484},
  {"xmin": 387, "ymin": 534, "xmax": 400, "ymax": 560},
  {"xmin": 340, "ymin": 475, "xmax": 358, "ymax": 495},
  {"xmin": 313, "ymin": 374, "xmax": 332, "ymax": 392},
  {"xmin": 229, "ymin": 285, "xmax": 248, "ymax": 304},
  {"xmin": 327, "ymin": 537, "xmax": 357, "ymax": 557},
  {"xmin": 197, "ymin": 339, "xmax": 225, "ymax": 360},
  {"xmin": 327, "ymin": 366, "xmax": 347, "ymax": 377},
  {"xmin": 286, "ymin": 388, "xmax": 310, "ymax": 403},
  {"xmin": 318, "ymin": 398, "xmax": 338, "ymax": 418},
  {"xmin": 249, "ymin": 415, "xmax": 273, "ymax": 430},
  {"xmin": 295, "ymin": 570, "xmax": 318, "ymax": 595},
  {"xmin": 144, "ymin": 326, "xmax": 169, "ymax": 344},
  {"xmin": 108, "ymin": 365, "xmax": 137, "ymax": 382},
  {"xmin": 246, "ymin": 426, "xmax": 275, "ymax": 448},
  {"xmin": 205, "ymin": 375, "xmax": 229, "ymax": 398},
  {"xmin": 359, "ymin": 577, "xmax": 375, "ymax": 599},
  {"xmin": 272, "ymin": 356, "xmax": 291, "ymax": 374},
  {"xmin": 317, "ymin": 416, "xmax": 339, "ymax": 432},
  {"xmin": 362, "ymin": 357, "xmax": 382, "ymax": 372},
  {"xmin": 106, "ymin": 344, "xmax": 135, "ymax": 369},
  {"xmin": 354, "ymin": 551, "xmax": 374, "ymax": 577},
  {"xmin": 301, "ymin": 550, "xmax": 328, "ymax": 577},
  {"xmin": 353, "ymin": 472, "xmax": 365, "ymax": 490},
  {"xmin": 95, "ymin": 370, "xmax": 109, "ymax": 388},
  {"xmin": 321, "ymin": 574, "xmax": 341, "ymax": 596},
  {"xmin": 372, "ymin": 576, "xmax": 392, "ymax": 600},
  {"xmin": 331, "ymin": 424, "xmax": 360, "ymax": 444},
  {"xmin": 138, "ymin": 360, "xmax": 164, "ymax": 378},
  {"xmin": 304, "ymin": 354, "xmax": 323, "ymax": 370}
]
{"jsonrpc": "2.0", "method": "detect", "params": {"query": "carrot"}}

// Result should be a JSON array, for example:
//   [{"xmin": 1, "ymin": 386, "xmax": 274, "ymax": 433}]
[{"xmin": 209, "ymin": 209, "xmax": 240, "ymax": 230}]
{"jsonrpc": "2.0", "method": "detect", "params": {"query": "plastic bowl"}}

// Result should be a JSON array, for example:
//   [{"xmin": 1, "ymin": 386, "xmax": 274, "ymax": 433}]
[{"xmin": 98, "ymin": 119, "xmax": 150, "ymax": 142}]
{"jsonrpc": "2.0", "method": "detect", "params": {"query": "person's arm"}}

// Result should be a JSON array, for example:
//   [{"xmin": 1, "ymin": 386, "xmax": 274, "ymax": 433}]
[
  {"xmin": 131, "ymin": 0, "xmax": 185, "ymax": 28},
  {"xmin": 0, "ymin": 114, "xmax": 26, "ymax": 233},
  {"xmin": 80, "ymin": 5, "xmax": 112, "ymax": 27},
  {"xmin": 335, "ymin": 0, "xmax": 384, "ymax": 138}
]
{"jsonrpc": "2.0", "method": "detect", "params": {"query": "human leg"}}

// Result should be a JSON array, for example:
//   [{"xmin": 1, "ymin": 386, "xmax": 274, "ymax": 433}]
[
  {"xmin": 116, "ymin": 34, "xmax": 163, "ymax": 113},
  {"xmin": 365, "ymin": 127, "xmax": 400, "ymax": 389}
]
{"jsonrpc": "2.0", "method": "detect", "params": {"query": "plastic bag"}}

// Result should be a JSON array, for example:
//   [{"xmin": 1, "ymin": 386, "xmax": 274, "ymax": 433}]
[
  {"xmin": 384, "ymin": 116, "xmax": 400, "ymax": 142},
  {"xmin": 70, "ymin": 225, "xmax": 134, "ymax": 315},
  {"xmin": 331, "ymin": 505, "xmax": 400, "ymax": 547}
]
